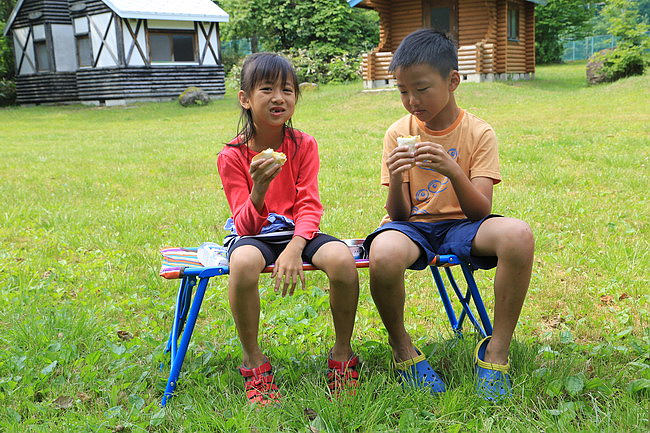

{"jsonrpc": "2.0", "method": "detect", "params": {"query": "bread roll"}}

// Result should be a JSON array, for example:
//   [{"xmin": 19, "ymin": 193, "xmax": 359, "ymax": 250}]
[
  {"xmin": 397, "ymin": 135, "xmax": 419, "ymax": 152},
  {"xmin": 252, "ymin": 148, "xmax": 287, "ymax": 166}
]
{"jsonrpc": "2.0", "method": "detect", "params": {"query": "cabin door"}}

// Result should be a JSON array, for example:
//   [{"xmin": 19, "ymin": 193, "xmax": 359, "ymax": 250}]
[{"xmin": 423, "ymin": 0, "xmax": 459, "ymax": 43}]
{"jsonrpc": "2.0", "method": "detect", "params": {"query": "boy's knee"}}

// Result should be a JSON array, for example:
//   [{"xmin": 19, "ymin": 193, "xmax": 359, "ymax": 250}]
[
  {"xmin": 501, "ymin": 219, "xmax": 534, "ymax": 257},
  {"xmin": 369, "ymin": 234, "xmax": 412, "ymax": 274}
]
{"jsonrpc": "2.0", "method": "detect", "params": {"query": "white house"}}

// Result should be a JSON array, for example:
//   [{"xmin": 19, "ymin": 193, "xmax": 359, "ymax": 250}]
[{"xmin": 3, "ymin": 0, "xmax": 229, "ymax": 105}]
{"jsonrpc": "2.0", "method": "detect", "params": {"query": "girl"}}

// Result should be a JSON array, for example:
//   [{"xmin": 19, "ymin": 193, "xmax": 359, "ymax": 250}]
[{"xmin": 217, "ymin": 53, "xmax": 360, "ymax": 406}]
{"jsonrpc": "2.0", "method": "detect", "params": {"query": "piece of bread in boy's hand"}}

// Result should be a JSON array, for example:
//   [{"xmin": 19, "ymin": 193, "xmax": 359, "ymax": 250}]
[
  {"xmin": 252, "ymin": 148, "xmax": 287, "ymax": 166},
  {"xmin": 396, "ymin": 135, "xmax": 420, "ymax": 153}
]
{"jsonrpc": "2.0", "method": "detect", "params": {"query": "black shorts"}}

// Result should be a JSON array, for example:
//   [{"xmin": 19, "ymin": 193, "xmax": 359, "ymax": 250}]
[{"xmin": 227, "ymin": 232, "xmax": 344, "ymax": 267}]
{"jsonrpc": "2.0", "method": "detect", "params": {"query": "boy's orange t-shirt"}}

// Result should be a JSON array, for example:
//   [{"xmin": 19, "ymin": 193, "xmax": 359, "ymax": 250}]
[{"xmin": 380, "ymin": 109, "xmax": 501, "ymax": 225}]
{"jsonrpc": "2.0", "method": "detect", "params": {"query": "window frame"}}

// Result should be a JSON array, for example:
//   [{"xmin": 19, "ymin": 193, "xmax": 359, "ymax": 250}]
[
  {"xmin": 507, "ymin": 3, "xmax": 520, "ymax": 42},
  {"xmin": 147, "ymin": 29, "xmax": 198, "ymax": 64},
  {"xmin": 33, "ymin": 37, "xmax": 51, "ymax": 72},
  {"xmin": 75, "ymin": 33, "xmax": 93, "ymax": 68}
]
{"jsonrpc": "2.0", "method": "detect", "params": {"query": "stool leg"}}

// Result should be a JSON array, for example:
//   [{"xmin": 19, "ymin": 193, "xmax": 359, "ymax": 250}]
[
  {"xmin": 161, "ymin": 276, "xmax": 210, "ymax": 406},
  {"xmin": 430, "ymin": 266, "xmax": 461, "ymax": 336},
  {"xmin": 459, "ymin": 263, "xmax": 493, "ymax": 337}
]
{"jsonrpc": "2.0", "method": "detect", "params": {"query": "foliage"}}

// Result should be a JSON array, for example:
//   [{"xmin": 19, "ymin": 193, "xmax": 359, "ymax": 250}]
[
  {"xmin": 0, "ymin": 77, "xmax": 15, "ymax": 105},
  {"xmin": 535, "ymin": 0, "xmax": 595, "ymax": 64},
  {"xmin": 218, "ymin": 0, "xmax": 378, "ymax": 79},
  {"xmin": 1, "ymin": 3, "xmax": 17, "ymax": 81},
  {"xmin": 285, "ymin": 48, "xmax": 361, "ymax": 84},
  {"xmin": 587, "ymin": 0, "xmax": 650, "ymax": 84},
  {"xmin": 0, "ymin": 63, "xmax": 649, "ymax": 431},
  {"xmin": 598, "ymin": 0, "xmax": 650, "ymax": 47}
]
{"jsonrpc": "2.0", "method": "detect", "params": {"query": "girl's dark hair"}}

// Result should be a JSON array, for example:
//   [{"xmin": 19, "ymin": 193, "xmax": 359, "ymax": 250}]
[{"xmin": 231, "ymin": 52, "xmax": 301, "ymax": 148}]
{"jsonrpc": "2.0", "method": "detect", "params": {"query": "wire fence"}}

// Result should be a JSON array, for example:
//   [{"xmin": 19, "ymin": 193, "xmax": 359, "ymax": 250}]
[
  {"xmin": 562, "ymin": 32, "xmax": 650, "ymax": 62},
  {"xmin": 561, "ymin": 34, "xmax": 618, "ymax": 62}
]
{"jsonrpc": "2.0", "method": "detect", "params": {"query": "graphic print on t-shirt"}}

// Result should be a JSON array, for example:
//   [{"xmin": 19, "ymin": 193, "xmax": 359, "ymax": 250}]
[{"xmin": 411, "ymin": 147, "xmax": 458, "ymax": 216}]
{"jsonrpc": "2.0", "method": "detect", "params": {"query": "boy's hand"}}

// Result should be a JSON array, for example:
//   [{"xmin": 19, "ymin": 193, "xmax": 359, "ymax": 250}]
[
  {"xmin": 386, "ymin": 144, "xmax": 416, "ymax": 177},
  {"xmin": 414, "ymin": 141, "xmax": 459, "ymax": 178},
  {"xmin": 272, "ymin": 239, "xmax": 306, "ymax": 297}
]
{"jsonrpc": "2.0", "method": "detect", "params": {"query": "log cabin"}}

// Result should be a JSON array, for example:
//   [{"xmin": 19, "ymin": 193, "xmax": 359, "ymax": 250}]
[
  {"xmin": 348, "ymin": 0, "xmax": 546, "ymax": 88},
  {"xmin": 3, "ymin": 0, "xmax": 229, "ymax": 105}
]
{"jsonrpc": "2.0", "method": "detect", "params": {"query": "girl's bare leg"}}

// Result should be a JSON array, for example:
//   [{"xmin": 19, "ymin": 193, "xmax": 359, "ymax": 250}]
[
  {"xmin": 311, "ymin": 242, "xmax": 360, "ymax": 362},
  {"xmin": 228, "ymin": 245, "xmax": 267, "ymax": 368}
]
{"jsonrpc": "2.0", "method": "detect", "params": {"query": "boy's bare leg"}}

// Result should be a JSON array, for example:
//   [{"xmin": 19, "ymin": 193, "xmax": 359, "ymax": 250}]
[
  {"xmin": 472, "ymin": 217, "xmax": 534, "ymax": 365},
  {"xmin": 368, "ymin": 230, "xmax": 422, "ymax": 362},
  {"xmin": 228, "ymin": 245, "xmax": 267, "ymax": 368},
  {"xmin": 312, "ymin": 242, "xmax": 360, "ymax": 362}
]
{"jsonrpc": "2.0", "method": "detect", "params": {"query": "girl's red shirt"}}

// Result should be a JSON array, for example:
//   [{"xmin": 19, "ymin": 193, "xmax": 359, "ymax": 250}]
[{"xmin": 217, "ymin": 129, "xmax": 323, "ymax": 240}]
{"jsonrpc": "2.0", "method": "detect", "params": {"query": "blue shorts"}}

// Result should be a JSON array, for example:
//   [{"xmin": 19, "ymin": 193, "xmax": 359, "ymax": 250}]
[{"xmin": 363, "ymin": 215, "xmax": 500, "ymax": 270}]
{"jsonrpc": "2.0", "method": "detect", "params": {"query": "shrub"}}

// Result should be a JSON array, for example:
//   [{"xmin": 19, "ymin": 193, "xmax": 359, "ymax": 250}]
[
  {"xmin": 587, "ymin": 45, "xmax": 647, "ymax": 84},
  {"xmin": 0, "ymin": 78, "xmax": 16, "ymax": 106},
  {"xmin": 226, "ymin": 49, "xmax": 362, "ymax": 88},
  {"xmin": 284, "ymin": 48, "xmax": 361, "ymax": 84}
]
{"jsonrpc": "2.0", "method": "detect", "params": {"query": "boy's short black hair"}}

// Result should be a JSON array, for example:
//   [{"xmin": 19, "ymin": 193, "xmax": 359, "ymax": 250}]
[{"xmin": 389, "ymin": 29, "xmax": 458, "ymax": 77}]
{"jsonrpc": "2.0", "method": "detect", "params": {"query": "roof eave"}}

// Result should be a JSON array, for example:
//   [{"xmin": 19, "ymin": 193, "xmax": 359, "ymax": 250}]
[
  {"xmin": 119, "ymin": 12, "xmax": 229, "ymax": 23},
  {"xmin": 2, "ymin": 0, "xmax": 25, "ymax": 36}
]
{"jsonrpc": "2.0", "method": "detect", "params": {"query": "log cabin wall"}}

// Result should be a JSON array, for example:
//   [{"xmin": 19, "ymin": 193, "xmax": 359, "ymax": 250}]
[
  {"xmin": 523, "ymin": 2, "xmax": 535, "ymax": 74},
  {"xmin": 508, "ymin": 0, "xmax": 527, "ymax": 73}
]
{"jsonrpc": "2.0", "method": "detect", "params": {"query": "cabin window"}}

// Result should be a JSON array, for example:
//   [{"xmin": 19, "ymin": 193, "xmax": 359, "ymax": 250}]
[
  {"xmin": 74, "ymin": 17, "xmax": 92, "ymax": 68},
  {"xmin": 34, "ymin": 39, "xmax": 50, "ymax": 72},
  {"xmin": 508, "ymin": 3, "xmax": 520, "ymax": 42},
  {"xmin": 76, "ymin": 35, "xmax": 92, "ymax": 67},
  {"xmin": 430, "ymin": 7, "xmax": 451, "ymax": 34},
  {"xmin": 149, "ymin": 31, "xmax": 196, "ymax": 62}
]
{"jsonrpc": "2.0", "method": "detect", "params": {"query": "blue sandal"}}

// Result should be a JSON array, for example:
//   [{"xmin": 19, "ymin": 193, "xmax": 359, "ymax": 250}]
[
  {"xmin": 475, "ymin": 336, "xmax": 512, "ymax": 401},
  {"xmin": 394, "ymin": 347, "xmax": 446, "ymax": 394}
]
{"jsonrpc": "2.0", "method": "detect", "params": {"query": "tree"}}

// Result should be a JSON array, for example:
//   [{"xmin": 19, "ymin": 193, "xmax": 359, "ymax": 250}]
[
  {"xmin": 1, "ymin": 0, "xmax": 16, "ymax": 80},
  {"xmin": 535, "ymin": 0, "xmax": 595, "ymax": 64}
]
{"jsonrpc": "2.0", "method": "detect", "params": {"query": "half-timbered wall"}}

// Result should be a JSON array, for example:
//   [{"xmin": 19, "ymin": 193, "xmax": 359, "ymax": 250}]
[{"xmin": 88, "ymin": 12, "xmax": 119, "ymax": 68}]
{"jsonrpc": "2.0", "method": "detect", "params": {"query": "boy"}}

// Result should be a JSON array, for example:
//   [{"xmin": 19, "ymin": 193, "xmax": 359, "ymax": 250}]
[{"xmin": 363, "ymin": 29, "xmax": 534, "ymax": 401}]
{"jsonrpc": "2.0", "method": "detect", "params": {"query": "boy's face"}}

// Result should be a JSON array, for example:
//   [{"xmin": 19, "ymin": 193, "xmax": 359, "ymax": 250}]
[{"xmin": 395, "ymin": 64, "xmax": 458, "ymax": 129}]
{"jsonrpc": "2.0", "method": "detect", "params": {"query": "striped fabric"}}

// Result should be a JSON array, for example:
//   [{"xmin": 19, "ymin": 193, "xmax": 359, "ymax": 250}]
[{"xmin": 159, "ymin": 247, "xmax": 204, "ymax": 279}]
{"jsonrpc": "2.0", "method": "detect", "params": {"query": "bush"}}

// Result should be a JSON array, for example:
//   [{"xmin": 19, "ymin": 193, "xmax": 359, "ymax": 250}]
[
  {"xmin": 226, "ymin": 49, "xmax": 362, "ymax": 89},
  {"xmin": 587, "ymin": 45, "xmax": 646, "ymax": 84},
  {"xmin": 284, "ymin": 48, "xmax": 361, "ymax": 84},
  {"xmin": 0, "ymin": 78, "xmax": 15, "ymax": 106}
]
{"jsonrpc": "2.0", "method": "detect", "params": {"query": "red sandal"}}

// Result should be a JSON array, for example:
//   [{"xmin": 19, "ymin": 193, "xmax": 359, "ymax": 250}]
[
  {"xmin": 327, "ymin": 352, "xmax": 360, "ymax": 396},
  {"xmin": 239, "ymin": 360, "xmax": 281, "ymax": 406}
]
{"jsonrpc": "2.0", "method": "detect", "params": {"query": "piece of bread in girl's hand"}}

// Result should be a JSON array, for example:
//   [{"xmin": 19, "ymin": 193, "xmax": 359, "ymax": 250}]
[
  {"xmin": 252, "ymin": 148, "xmax": 287, "ymax": 166},
  {"xmin": 396, "ymin": 135, "xmax": 420, "ymax": 152}
]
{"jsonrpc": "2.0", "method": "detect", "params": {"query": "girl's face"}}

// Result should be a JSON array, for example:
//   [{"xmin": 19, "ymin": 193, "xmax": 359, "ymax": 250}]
[{"xmin": 239, "ymin": 76, "xmax": 296, "ymax": 131}]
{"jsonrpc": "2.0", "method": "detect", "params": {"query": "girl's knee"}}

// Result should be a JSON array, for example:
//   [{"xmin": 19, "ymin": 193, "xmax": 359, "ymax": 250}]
[
  {"xmin": 228, "ymin": 247, "xmax": 264, "ymax": 284},
  {"xmin": 320, "ymin": 244, "xmax": 358, "ymax": 284}
]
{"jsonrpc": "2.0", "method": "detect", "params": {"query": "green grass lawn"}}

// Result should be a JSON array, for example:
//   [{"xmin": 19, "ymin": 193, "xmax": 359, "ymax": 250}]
[{"xmin": 0, "ymin": 61, "xmax": 648, "ymax": 432}]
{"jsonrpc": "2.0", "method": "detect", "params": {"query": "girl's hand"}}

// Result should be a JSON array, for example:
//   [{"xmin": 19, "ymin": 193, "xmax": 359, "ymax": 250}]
[
  {"xmin": 414, "ymin": 142, "xmax": 459, "ymax": 178},
  {"xmin": 386, "ymin": 144, "xmax": 416, "ymax": 178},
  {"xmin": 250, "ymin": 157, "xmax": 282, "ymax": 189},
  {"xmin": 272, "ymin": 241, "xmax": 306, "ymax": 297}
]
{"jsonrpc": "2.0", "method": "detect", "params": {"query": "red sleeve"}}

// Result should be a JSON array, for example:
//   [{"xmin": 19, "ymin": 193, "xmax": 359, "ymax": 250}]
[
  {"xmin": 293, "ymin": 136, "xmax": 323, "ymax": 239},
  {"xmin": 217, "ymin": 149, "xmax": 268, "ymax": 235}
]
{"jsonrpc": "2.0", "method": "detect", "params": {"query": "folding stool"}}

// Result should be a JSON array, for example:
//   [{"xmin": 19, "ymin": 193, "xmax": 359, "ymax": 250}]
[{"xmin": 158, "ymin": 240, "xmax": 492, "ymax": 406}]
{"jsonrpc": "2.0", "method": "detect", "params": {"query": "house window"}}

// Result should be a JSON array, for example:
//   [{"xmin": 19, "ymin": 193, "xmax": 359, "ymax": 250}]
[
  {"xmin": 34, "ymin": 39, "xmax": 50, "ymax": 72},
  {"xmin": 149, "ymin": 31, "xmax": 196, "ymax": 62},
  {"xmin": 76, "ymin": 34, "xmax": 92, "ymax": 67},
  {"xmin": 508, "ymin": 3, "xmax": 520, "ymax": 42}
]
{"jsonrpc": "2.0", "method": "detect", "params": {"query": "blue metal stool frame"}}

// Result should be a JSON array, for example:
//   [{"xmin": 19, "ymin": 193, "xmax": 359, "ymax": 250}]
[{"xmin": 160, "ymin": 253, "xmax": 492, "ymax": 406}]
